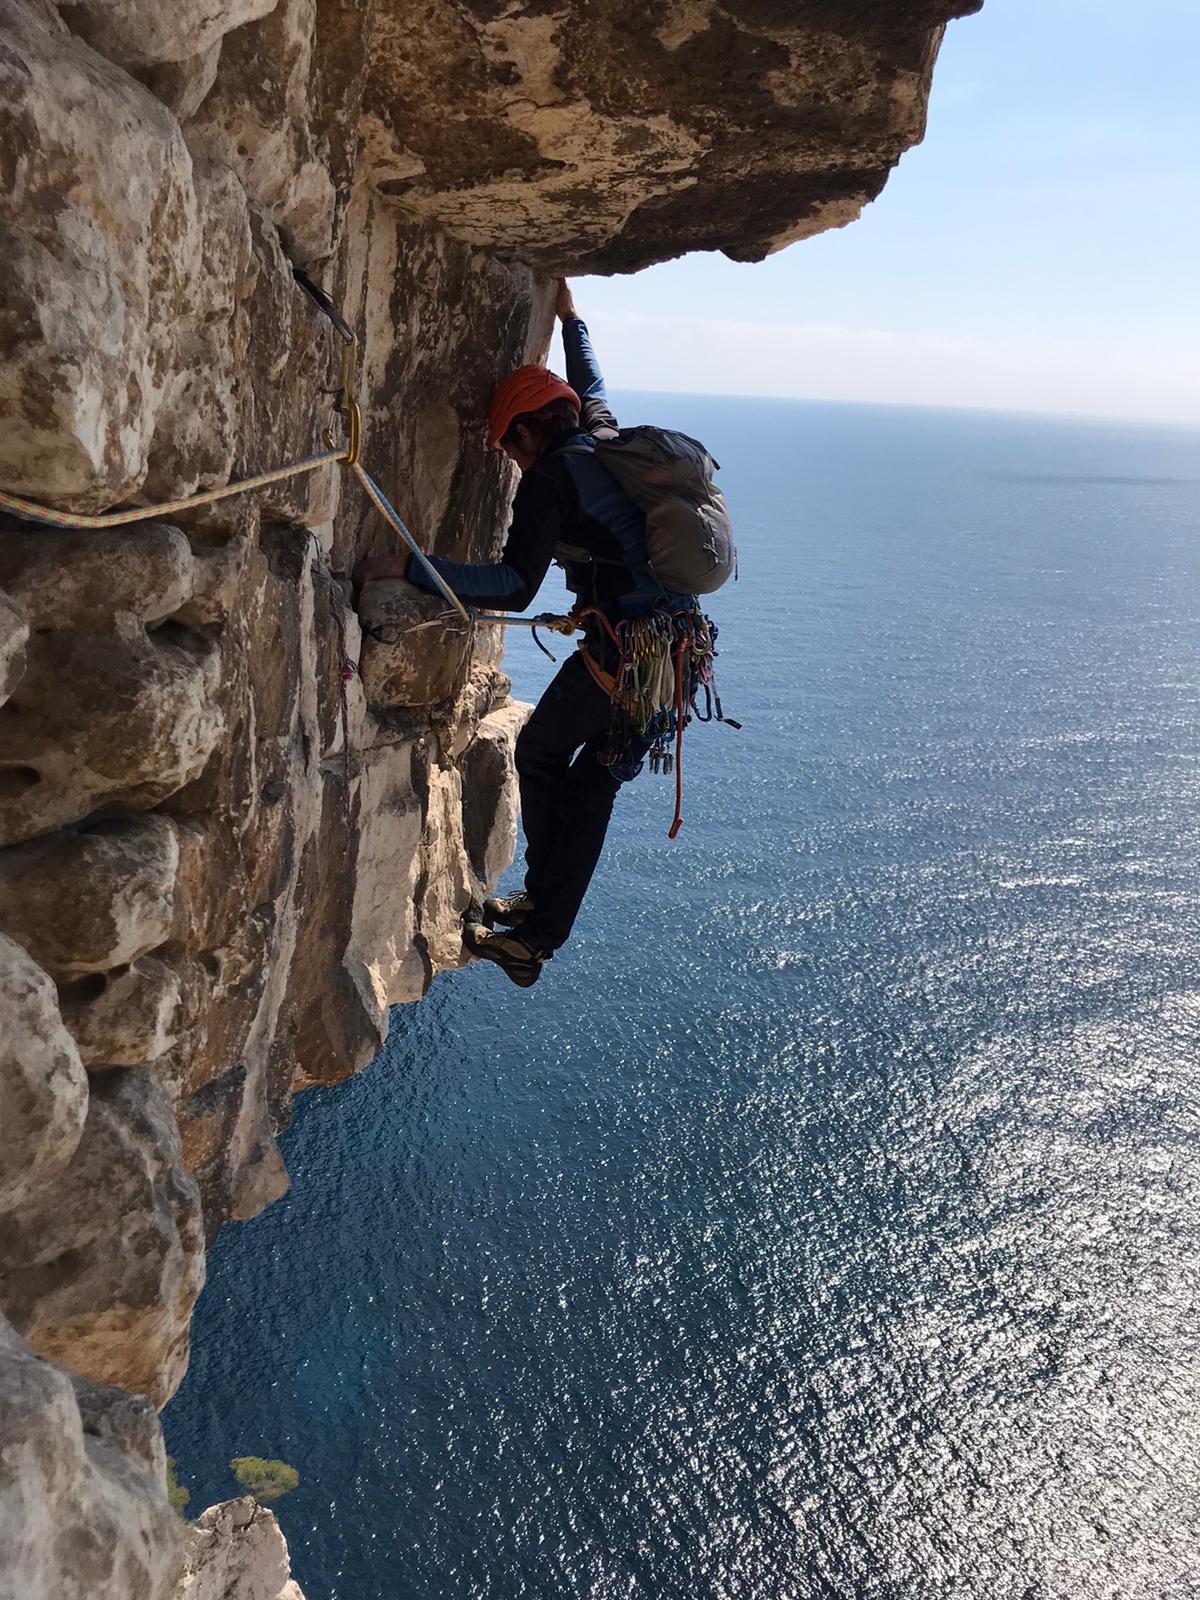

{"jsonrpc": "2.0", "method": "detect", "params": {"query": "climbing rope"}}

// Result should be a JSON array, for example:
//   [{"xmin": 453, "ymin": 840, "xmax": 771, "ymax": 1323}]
[
  {"xmin": 349, "ymin": 461, "xmax": 469, "ymax": 622},
  {"xmin": 0, "ymin": 450, "xmax": 345, "ymax": 529},
  {"xmin": 0, "ymin": 266, "xmax": 468, "ymax": 625}
]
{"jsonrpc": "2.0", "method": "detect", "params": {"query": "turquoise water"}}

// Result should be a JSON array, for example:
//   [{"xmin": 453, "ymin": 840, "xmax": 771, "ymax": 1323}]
[{"xmin": 167, "ymin": 398, "xmax": 1200, "ymax": 1598}]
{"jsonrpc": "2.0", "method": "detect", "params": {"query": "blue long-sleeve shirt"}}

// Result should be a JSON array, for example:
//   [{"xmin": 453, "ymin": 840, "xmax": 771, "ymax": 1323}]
[{"xmin": 406, "ymin": 318, "xmax": 648, "ymax": 615}]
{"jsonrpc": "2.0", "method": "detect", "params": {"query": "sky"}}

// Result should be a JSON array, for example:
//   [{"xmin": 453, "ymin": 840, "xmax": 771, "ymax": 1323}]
[{"xmin": 575, "ymin": 0, "xmax": 1200, "ymax": 425}]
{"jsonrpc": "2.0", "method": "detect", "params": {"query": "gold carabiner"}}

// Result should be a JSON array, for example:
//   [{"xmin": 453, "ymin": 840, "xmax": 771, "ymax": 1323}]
[{"xmin": 338, "ymin": 337, "xmax": 363, "ymax": 467}]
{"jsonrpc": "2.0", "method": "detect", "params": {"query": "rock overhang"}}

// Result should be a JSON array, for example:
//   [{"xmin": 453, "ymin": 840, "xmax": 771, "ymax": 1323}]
[{"xmin": 362, "ymin": 0, "xmax": 983, "ymax": 274}]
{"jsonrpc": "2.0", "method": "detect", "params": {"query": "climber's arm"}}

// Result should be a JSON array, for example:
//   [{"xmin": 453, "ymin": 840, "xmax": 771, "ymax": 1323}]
[
  {"xmin": 558, "ymin": 280, "xmax": 619, "ymax": 439},
  {"xmin": 391, "ymin": 469, "xmax": 563, "ymax": 613}
]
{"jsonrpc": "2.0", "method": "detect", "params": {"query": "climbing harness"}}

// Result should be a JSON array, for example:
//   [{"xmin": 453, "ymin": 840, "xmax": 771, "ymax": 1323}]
[{"xmin": 475, "ymin": 600, "xmax": 741, "ymax": 838}]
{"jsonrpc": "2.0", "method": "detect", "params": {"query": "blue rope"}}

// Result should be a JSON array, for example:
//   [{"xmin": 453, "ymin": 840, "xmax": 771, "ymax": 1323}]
[{"xmin": 352, "ymin": 462, "xmax": 469, "ymax": 621}]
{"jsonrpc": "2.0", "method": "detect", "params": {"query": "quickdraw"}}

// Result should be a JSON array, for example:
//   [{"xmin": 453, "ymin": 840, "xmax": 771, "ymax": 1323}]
[{"xmin": 583, "ymin": 599, "xmax": 740, "ymax": 838}]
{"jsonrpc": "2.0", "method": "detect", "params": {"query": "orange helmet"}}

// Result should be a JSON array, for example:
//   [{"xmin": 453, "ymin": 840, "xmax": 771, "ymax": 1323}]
[{"xmin": 488, "ymin": 365, "xmax": 581, "ymax": 450}]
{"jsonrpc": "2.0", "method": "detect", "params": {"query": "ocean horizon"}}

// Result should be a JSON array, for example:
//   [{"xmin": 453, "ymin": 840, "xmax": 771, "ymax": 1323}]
[
  {"xmin": 616, "ymin": 387, "xmax": 1200, "ymax": 440},
  {"xmin": 167, "ymin": 393, "xmax": 1200, "ymax": 1599}
]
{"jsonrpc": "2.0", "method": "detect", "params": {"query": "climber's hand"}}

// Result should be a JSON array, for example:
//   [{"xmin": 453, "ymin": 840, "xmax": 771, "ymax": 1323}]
[
  {"xmin": 555, "ymin": 278, "xmax": 577, "ymax": 321},
  {"xmin": 352, "ymin": 553, "xmax": 409, "ymax": 594}
]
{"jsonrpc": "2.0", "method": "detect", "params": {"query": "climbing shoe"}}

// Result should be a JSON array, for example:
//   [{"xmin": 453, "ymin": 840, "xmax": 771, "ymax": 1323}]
[
  {"xmin": 462, "ymin": 922, "xmax": 546, "ymax": 988},
  {"xmin": 482, "ymin": 890, "xmax": 536, "ymax": 928}
]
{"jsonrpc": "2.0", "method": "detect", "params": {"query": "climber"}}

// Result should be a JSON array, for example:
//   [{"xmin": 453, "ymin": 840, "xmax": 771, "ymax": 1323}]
[{"xmin": 353, "ymin": 279, "xmax": 664, "ymax": 987}]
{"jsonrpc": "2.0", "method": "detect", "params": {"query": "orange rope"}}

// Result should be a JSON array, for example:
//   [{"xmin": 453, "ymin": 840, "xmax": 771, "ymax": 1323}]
[{"xmin": 570, "ymin": 604, "xmax": 624, "ymax": 652}]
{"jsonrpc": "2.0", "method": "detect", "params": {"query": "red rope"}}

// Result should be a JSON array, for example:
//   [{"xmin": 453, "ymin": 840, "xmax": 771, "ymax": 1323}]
[{"xmin": 668, "ymin": 643, "xmax": 685, "ymax": 839}]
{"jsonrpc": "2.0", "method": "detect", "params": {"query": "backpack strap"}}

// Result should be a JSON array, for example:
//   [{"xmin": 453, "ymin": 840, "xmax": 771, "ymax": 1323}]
[
  {"xmin": 554, "ymin": 538, "xmax": 606, "ymax": 567},
  {"xmin": 552, "ymin": 438, "xmax": 665, "ymax": 599}
]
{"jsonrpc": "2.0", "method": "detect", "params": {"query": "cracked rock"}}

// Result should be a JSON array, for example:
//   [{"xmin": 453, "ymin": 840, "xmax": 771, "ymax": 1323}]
[
  {"xmin": 0, "ymin": 934, "xmax": 88, "ymax": 1212},
  {"xmin": 0, "ymin": 1069, "xmax": 205, "ymax": 1406}
]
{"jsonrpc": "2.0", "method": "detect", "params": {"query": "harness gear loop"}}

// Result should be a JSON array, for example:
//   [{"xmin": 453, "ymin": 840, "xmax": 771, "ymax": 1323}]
[{"xmin": 572, "ymin": 599, "xmax": 740, "ymax": 837}]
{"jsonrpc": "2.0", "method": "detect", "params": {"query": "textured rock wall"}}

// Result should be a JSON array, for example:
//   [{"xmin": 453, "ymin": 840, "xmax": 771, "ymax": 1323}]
[
  {"xmin": 175, "ymin": 1497, "xmax": 305, "ymax": 1600},
  {"xmin": 365, "ymin": 0, "xmax": 978, "ymax": 271},
  {"xmin": 0, "ymin": 1, "xmax": 976, "ymax": 1595},
  {"xmin": 0, "ymin": 1314, "xmax": 182, "ymax": 1600}
]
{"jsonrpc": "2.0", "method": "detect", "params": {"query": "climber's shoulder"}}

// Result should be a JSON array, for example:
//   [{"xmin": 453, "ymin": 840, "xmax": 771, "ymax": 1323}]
[{"xmin": 517, "ymin": 447, "xmax": 579, "ymax": 513}]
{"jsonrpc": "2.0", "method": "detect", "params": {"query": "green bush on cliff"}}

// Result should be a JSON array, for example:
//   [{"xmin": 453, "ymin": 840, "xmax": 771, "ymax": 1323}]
[
  {"xmin": 230, "ymin": 1456, "xmax": 300, "ymax": 1502},
  {"xmin": 165, "ymin": 1457, "xmax": 190, "ymax": 1517}
]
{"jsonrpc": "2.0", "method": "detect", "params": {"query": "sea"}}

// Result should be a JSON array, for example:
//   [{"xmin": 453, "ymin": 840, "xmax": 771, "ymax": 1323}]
[{"xmin": 165, "ymin": 395, "xmax": 1200, "ymax": 1600}]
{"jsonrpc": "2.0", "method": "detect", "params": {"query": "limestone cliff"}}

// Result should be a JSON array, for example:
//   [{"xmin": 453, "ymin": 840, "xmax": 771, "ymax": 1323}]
[
  {"xmin": 175, "ymin": 1498, "xmax": 305, "ymax": 1600},
  {"xmin": 0, "ymin": 1, "xmax": 978, "ymax": 1595}
]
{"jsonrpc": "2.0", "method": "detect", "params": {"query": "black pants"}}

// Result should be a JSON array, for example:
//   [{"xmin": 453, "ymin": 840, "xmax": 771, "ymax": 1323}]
[{"xmin": 514, "ymin": 653, "xmax": 643, "ymax": 953}]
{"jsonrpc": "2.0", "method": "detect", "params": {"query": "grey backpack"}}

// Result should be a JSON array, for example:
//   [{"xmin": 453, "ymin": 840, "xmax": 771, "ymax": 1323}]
[{"xmin": 588, "ymin": 426, "xmax": 736, "ymax": 596}]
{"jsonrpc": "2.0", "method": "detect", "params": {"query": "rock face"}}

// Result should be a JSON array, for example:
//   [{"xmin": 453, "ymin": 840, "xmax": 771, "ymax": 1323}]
[
  {"xmin": 0, "ymin": 1069, "xmax": 205, "ymax": 1406},
  {"xmin": 366, "ymin": 0, "xmax": 981, "ymax": 271},
  {"xmin": 0, "ymin": 1313, "xmax": 182, "ymax": 1600},
  {"xmin": 358, "ymin": 580, "xmax": 476, "ymax": 708},
  {"xmin": 0, "ymin": 0, "xmax": 975, "ymax": 1595},
  {"xmin": 174, "ymin": 1498, "xmax": 305, "ymax": 1600},
  {"xmin": 0, "ymin": 934, "xmax": 88, "ymax": 1212}
]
